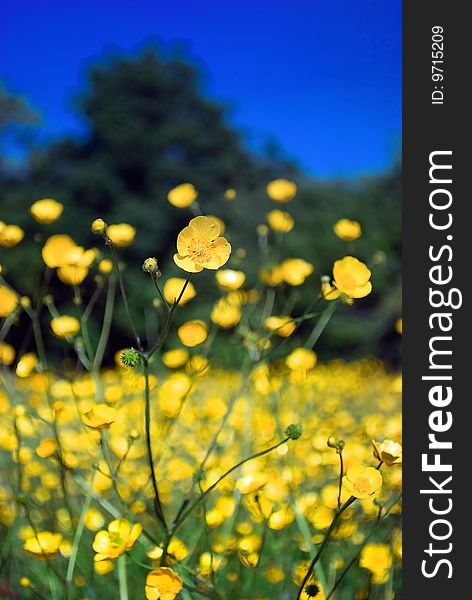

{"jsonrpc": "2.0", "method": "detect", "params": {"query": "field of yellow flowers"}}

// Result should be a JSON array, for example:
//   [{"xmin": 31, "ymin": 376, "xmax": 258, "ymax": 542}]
[{"xmin": 0, "ymin": 181, "xmax": 402, "ymax": 599}]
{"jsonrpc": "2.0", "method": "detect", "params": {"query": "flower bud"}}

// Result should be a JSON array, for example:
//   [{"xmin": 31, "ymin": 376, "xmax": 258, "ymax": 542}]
[
  {"xmin": 120, "ymin": 348, "xmax": 141, "ymax": 368},
  {"xmin": 285, "ymin": 423, "xmax": 303, "ymax": 440},
  {"xmin": 91, "ymin": 218, "xmax": 107, "ymax": 234},
  {"xmin": 142, "ymin": 257, "xmax": 160, "ymax": 276}
]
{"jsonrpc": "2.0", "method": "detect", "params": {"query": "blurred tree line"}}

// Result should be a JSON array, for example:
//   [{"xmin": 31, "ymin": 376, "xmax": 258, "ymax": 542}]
[{"xmin": 0, "ymin": 49, "xmax": 401, "ymax": 366}]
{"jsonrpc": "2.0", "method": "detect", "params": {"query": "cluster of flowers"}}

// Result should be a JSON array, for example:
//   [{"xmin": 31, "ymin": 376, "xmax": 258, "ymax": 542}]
[{"xmin": 0, "ymin": 179, "xmax": 401, "ymax": 599}]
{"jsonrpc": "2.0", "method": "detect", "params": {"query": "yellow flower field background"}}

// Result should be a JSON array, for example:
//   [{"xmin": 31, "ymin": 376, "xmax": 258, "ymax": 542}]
[{"xmin": 1, "ymin": 179, "xmax": 401, "ymax": 600}]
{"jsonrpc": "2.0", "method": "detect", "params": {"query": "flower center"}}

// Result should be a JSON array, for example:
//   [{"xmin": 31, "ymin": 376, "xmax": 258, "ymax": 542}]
[{"xmin": 354, "ymin": 476, "xmax": 372, "ymax": 495}]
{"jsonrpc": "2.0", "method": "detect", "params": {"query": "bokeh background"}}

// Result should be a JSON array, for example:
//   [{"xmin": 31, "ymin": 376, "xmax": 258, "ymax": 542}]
[{"xmin": 0, "ymin": 0, "xmax": 401, "ymax": 366}]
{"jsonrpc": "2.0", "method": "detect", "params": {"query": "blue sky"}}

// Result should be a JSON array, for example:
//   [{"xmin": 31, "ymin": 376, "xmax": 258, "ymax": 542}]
[{"xmin": 1, "ymin": 0, "xmax": 401, "ymax": 178}]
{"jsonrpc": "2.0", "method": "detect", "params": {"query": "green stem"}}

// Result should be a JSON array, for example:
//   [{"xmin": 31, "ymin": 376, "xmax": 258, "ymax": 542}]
[
  {"xmin": 296, "ymin": 496, "xmax": 356, "ymax": 599},
  {"xmin": 66, "ymin": 488, "xmax": 92, "ymax": 584},
  {"xmin": 117, "ymin": 555, "xmax": 128, "ymax": 600},
  {"xmin": 147, "ymin": 272, "xmax": 193, "ymax": 357},
  {"xmin": 93, "ymin": 276, "xmax": 117, "ymax": 370},
  {"xmin": 108, "ymin": 242, "xmax": 142, "ymax": 350},
  {"xmin": 143, "ymin": 359, "xmax": 167, "ymax": 529},
  {"xmin": 304, "ymin": 301, "xmax": 337, "ymax": 349},
  {"xmin": 172, "ymin": 437, "xmax": 289, "ymax": 534}
]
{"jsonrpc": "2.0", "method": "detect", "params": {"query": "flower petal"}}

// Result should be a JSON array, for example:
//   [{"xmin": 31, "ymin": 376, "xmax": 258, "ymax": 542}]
[{"xmin": 173, "ymin": 254, "xmax": 203, "ymax": 273}]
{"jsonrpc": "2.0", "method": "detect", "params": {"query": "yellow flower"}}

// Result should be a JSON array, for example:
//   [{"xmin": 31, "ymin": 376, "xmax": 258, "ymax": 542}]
[
  {"xmin": 321, "ymin": 277, "xmax": 341, "ymax": 301},
  {"xmin": 95, "ymin": 560, "xmax": 114, "ymax": 575},
  {"xmin": 0, "ymin": 223, "xmax": 25, "ymax": 247},
  {"xmin": 267, "ymin": 209, "xmax": 294, "ymax": 233},
  {"xmin": 174, "ymin": 216, "xmax": 231, "ymax": 273},
  {"xmin": 36, "ymin": 438, "xmax": 57, "ymax": 458},
  {"xmin": 280, "ymin": 258, "xmax": 313, "ymax": 286},
  {"xmin": 42, "ymin": 235, "xmax": 77, "ymax": 268},
  {"xmin": 50, "ymin": 316, "xmax": 80, "ymax": 338},
  {"xmin": 359, "ymin": 544, "xmax": 392, "ymax": 584},
  {"xmin": 264, "ymin": 315, "xmax": 296, "ymax": 337},
  {"xmin": 30, "ymin": 198, "xmax": 63, "ymax": 224},
  {"xmin": 145, "ymin": 567, "xmax": 183, "ymax": 600},
  {"xmin": 167, "ymin": 183, "xmax": 198, "ymax": 208},
  {"xmin": 0, "ymin": 341, "xmax": 15, "ymax": 365},
  {"xmin": 23, "ymin": 532, "xmax": 63, "ymax": 559},
  {"xmin": 372, "ymin": 439, "xmax": 402, "ymax": 466},
  {"xmin": 332, "ymin": 256, "xmax": 372, "ymax": 299},
  {"xmin": 15, "ymin": 352, "xmax": 38, "ymax": 377},
  {"xmin": 236, "ymin": 473, "xmax": 268, "ymax": 495},
  {"xmin": 107, "ymin": 223, "xmax": 136, "ymax": 247},
  {"xmin": 224, "ymin": 188, "xmax": 237, "ymax": 200},
  {"xmin": 215, "ymin": 269, "xmax": 246, "ymax": 290},
  {"xmin": 177, "ymin": 320, "xmax": 208, "ymax": 347},
  {"xmin": 342, "ymin": 466, "xmax": 382, "ymax": 499},
  {"xmin": 260, "ymin": 265, "xmax": 284, "ymax": 287},
  {"xmin": 163, "ymin": 278, "xmax": 196, "ymax": 305},
  {"xmin": 211, "ymin": 298, "xmax": 241, "ymax": 329},
  {"xmin": 99, "ymin": 259, "xmax": 113, "ymax": 274},
  {"xmin": 93, "ymin": 519, "xmax": 142, "ymax": 561},
  {"xmin": 286, "ymin": 348, "xmax": 317, "ymax": 371},
  {"xmin": 0, "ymin": 285, "xmax": 18, "ymax": 317},
  {"xmin": 266, "ymin": 179, "xmax": 297, "ymax": 202},
  {"xmin": 82, "ymin": 404, "xmax": 117, "ymax": 430},
  {"xmin": 395, "ymin": 317, "xmax": 402, "ymax": 335},
  {"xmin": 333, "ymin": 218, "xmax": 362, "ymax": 241},
  {"xmin": 56, "ymin": 247, "xmax": 97, "ymax": 286},
  {"xmin": 162, "ymin": 348, "xmax": 189, "ymax": 369}
]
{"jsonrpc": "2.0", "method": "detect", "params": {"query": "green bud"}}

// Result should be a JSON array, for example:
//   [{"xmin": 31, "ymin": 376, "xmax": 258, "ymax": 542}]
[
  {"xmin": 142, "ymin": 257, "xmax": 160, "ymax": 275},
  {"xmin": 285, "ymin": 423, "xmax": 303, "ymax": 440},
  {"xmin": 120, "ymin": 348, "xmax": 141, "ymax": 368}
]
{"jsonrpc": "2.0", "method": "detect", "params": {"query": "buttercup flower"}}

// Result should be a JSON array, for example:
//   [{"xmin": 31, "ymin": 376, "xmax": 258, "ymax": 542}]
[
  {"xmin": 162, "ymin": 348, "xmax": 189, "ymax": 369},
  {"xmin": 359, "ymin": 544, "xmax": 392, "ymax": 584},
  {"xmin": 23, "ymin": 532, "xmax": 63, "ymax": 559},
  {"xmin": 372, "ymin": 439, "xmax": 402, "ymax": 466},
  {"xmin": 163, "ymin": 278, "xmax": 196, "ymax": 305},
  {"xmin": 395, "ymin": 317, "xmax": 402, "ymax": 335},
  {"xmin": 332, "ymin": 256, "xmax": 372, "ymax": 299},
  {"xmin": 0, "ymin": 341, "xmax": 15, "ymax": 365},
  {"xmin": 42, "ymin": 235, "xmax": 77, "ymax": 268},
  {"xmin": 0, "ymin": 223, "xmax": 24, "ymax": 248},
  {"xmin": 107, "ymin": 223, "xmax": 136, "ymax": 247},
  {"xmin": 145, "ymin": 567, "xmax": 183, "ymax": 600},
  {"xmin": 177, "ymin": 320, "xmax": 208, "ymax": 347},
  {"xmin": 280, "ymin": 258, "xmax": 313, "ymax": 286},
  {"xmin": 57, "ymin": 247, "xmax": 97, "ymax": 286},
  {"xmin": 173, "ymin": 216, "xmax": 231, "ymax": 273},
  {"xmin": 286, "ymin": 348, "xmax": 317, "ymax": 371},
  {"xmin": 36, "ymin": 438, "xmax": 57, "ymax": 458},
  {"xmin": 50, "ymin": 316, "xmax": 80, "ymax": 338},
  {"xmin": 342, "ymin": 466, "xmax": 382, "ymax": 499},
  {"xmin": 0, "ymin": 285, "xmax": 18, "ymax": 317},
  {"xmin": 211, "ymin": 298, "xmax": 241, "ymax": 329},
  {"xmin": 82, "ymin": 404, "xmax": 117, "ymax": 430},
  {"xmin": 264, "ymin": 316, "xmax": 296, "ymax": 337},
  {"xmin": 99, "ymin": 259, "xmax": 113, "ymax": 274},
  {"xmin": 16, "ymin": 353, "xmax": 38, "ymax": 377},
  {"xmin": 30, "ymin": 198, "xmax": 63, "ymax": 224},
  {"xmin": 266, "ymin": 179, "xmax": 297, "ymax": 203},
  {"xmin": 267, "ymin": 209, "xmax": 294, "ymax": 233},
  {"xmin": 333, "ymin": 219, "xmax": 362, "ymax": 241},
  {"xmin": 167, "ymin": 183, "xmax": 198, "ymax": 208},
  {"xmin": 93, "ymin": 519, "xmax": 142, "ymax": 561},
  {"xmin": 215, "ymin": 269, "xmax": 246, "ymax": 290},
  {"xmin": 224, "ymin": 188, "xmax": 237, "ymax": 200}
]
